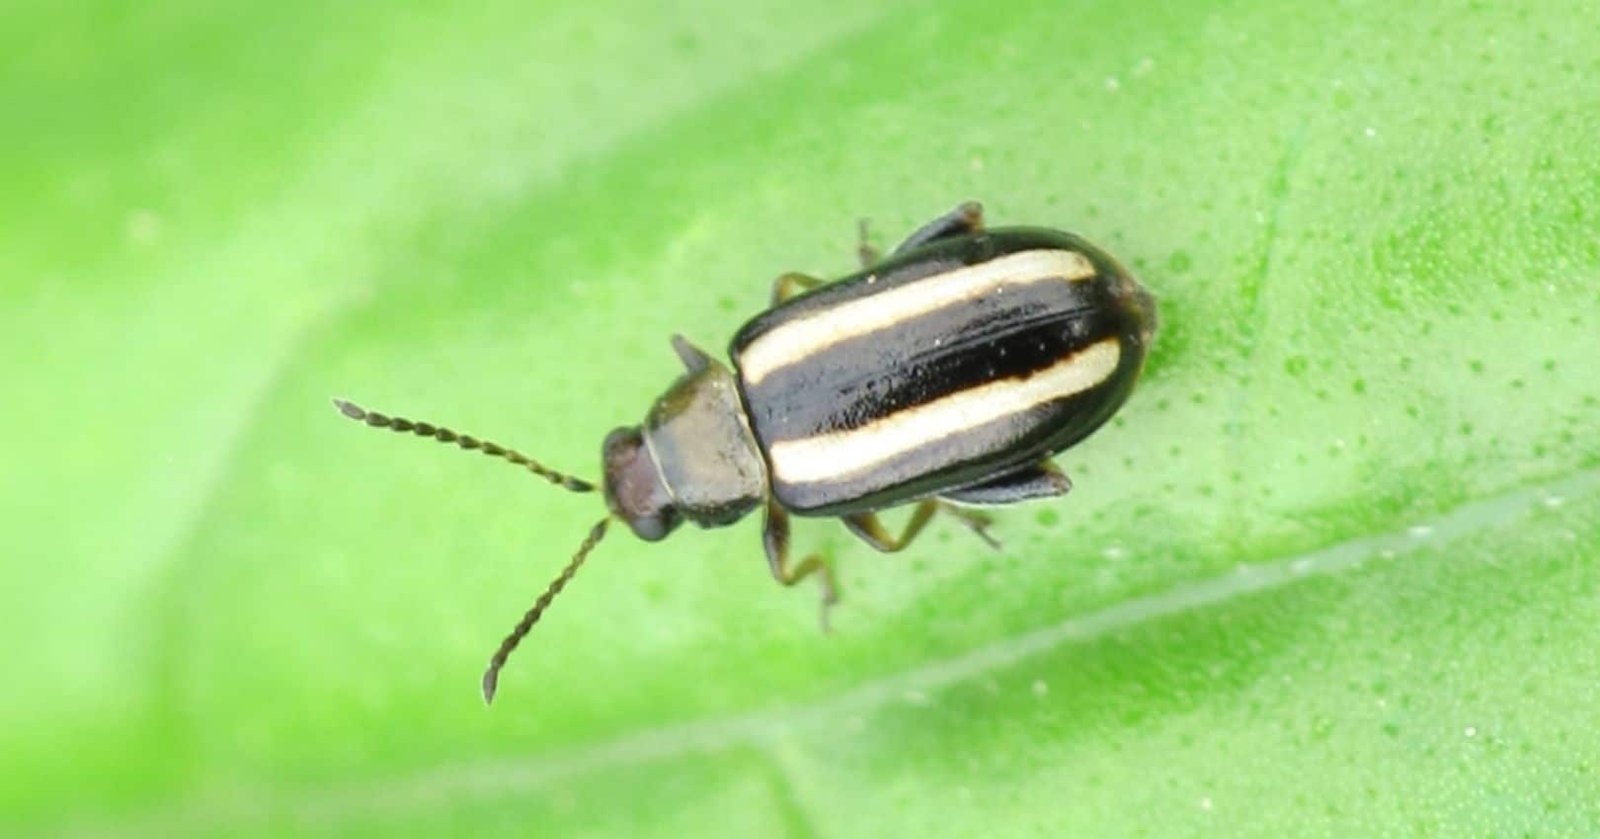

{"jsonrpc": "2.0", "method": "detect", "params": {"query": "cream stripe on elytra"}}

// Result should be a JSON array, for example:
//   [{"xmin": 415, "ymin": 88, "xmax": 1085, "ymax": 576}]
[
  {"xmin": 740, "ymin": 249, "xmax": 1096, "ymax": 384},
  {"xmin": 767, "ymin": 337, "xmax": 1121, "ymax": 486}
]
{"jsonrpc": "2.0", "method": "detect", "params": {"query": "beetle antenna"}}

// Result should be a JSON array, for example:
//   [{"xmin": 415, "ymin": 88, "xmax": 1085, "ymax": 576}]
[
  {"xmin": 332, "ymin": 398, "xmax": 595, "ymax": 493},
  {"xmin": 481, "ymin": 516, "xmax": 612, "ymax": 704}
]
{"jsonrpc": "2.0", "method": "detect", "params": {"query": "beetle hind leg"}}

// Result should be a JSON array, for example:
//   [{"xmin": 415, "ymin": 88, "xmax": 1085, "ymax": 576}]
[
  {"xmin": 931, "ymin": 460, "xmax": 1077, "ymax": 548},
  {"xmin": 763, "ymin": 500, "xmax": 840, "ymax": 631},
  {"xmin": 777, "ymin": 201, "xmax": 986, "ymax": 298},
  {"xmin": 893, "ymin": 201, "xmax": 985, "ymax": 256},
  {"xmin": 941, "ymin": 460, "xmax": 1072, "ymax": 506}
]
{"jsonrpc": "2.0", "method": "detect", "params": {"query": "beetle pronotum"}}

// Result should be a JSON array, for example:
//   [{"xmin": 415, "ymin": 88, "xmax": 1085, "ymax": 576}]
[{"xmin": 336, "ymin": 201, "xmax": 1157, "ymax": 702}]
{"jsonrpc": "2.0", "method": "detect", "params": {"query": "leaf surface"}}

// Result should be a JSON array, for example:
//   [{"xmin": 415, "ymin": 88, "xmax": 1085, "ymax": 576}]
[{"xmin": 4, "ymin": 0, "xmax": 1599, "ymax": 835}]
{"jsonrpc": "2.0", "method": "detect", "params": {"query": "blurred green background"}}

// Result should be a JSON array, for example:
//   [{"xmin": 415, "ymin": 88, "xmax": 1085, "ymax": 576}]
[{"xmin": 4, "ymin": 0, "xmax": 1599, "ymax": 836}]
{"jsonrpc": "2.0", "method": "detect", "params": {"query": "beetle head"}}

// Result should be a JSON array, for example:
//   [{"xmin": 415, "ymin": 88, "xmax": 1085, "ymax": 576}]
[{"xmin": 601, "ymin": 425, "xmax": 682, "ymax": 541}]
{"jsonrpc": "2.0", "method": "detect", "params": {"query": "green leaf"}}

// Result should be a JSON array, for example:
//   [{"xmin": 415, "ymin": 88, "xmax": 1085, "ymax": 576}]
[{"xmin": 5, "ymin": 0, "xmax": 1599, "ymax": 835}]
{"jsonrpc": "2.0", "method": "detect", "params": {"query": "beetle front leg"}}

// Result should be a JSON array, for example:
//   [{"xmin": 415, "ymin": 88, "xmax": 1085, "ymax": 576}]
[
  {"xmin": 771, "ymin": 272, "xmax": 824, "ymax": 305},
  {"xmin": 763, "ymin": 500, "xmax": 840, "ymax": 631}
]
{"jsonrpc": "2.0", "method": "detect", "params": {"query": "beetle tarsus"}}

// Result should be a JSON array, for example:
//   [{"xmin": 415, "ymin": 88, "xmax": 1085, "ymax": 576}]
[
  {"xmin": 856, "ymin": 217, "xmax": 881, "ymax": 269},
  {"xmin": 939, "ymin": 503, "xmax": 1002, "ymax": 550}
]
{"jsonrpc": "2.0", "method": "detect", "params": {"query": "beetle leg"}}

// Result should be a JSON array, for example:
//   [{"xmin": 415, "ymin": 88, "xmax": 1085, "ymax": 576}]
[
  {"xmin": 843, "ymin": 500, "xmax": 1000, "ymax": 552},
  {"xmin": 940, "ymin": 460, "xmax": 1073, "ymax": 505},
  {"xmin": 841, "ymin": 500, "xmax": 939, "ymax": 551},
  {"xmin": 937, "ymin": 502, "xmax": 1002, "ymax": 550},
  {"xmin": 763, "ymin": 500, "xmax": 840, "ymax": 631},
  {"xmin": 892, "ymin": 201, "xmax": 986, "ymax": 256},
  {"xmin": 771, "ymin": 272, "xmax": 824, "ymax": 305},
  {"xmin": 856, "ymin": 217, "xmax": 882, "ymax": 268}
]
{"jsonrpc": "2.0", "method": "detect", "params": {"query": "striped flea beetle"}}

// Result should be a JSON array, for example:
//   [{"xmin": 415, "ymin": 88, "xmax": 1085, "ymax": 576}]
[{"xmin": 335, "ymin": 201, "xmax": 1157, "ymax": 702}]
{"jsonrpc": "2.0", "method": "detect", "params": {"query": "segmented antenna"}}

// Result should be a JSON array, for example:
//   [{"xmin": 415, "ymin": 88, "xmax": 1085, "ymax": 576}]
[
  {"xmin": 481, "ymin": 517, "xmax": 612, "ymax": 704},
  {"xmin": 332, "ymin": 399, "xmax": 594, "ymax": 492}
]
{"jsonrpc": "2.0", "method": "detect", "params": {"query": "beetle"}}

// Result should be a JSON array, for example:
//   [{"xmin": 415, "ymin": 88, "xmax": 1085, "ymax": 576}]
[{"xmin": 334, "ymin": 201, "xmax": 1157, "ymax": 702}]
